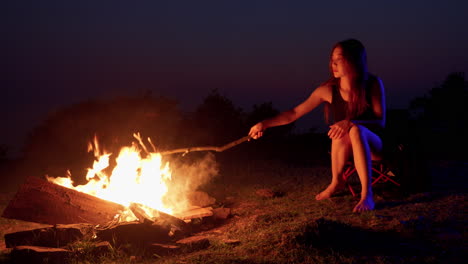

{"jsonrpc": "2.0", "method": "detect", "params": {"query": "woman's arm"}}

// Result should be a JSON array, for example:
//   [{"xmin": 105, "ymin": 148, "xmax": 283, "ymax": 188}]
[
  {"xmin": 351, "ymin": 76, "xmax": 386, "ymax": 128},
  {"xmin": 249, "ymin": 85, "xmax": 330, "ymax": 139}
]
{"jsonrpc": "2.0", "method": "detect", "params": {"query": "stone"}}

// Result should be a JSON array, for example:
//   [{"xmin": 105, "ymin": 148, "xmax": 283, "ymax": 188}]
[
  {"xmin": 255, "ymin": 189, "xmax": 277, "ymax": 198},
  {"xmin": 148, "ymin": 243, "xmax": 180, "ymax": 256},
  {"xmin": 212, "ymin": 207, "xmax": 232, "ymax": 220}
]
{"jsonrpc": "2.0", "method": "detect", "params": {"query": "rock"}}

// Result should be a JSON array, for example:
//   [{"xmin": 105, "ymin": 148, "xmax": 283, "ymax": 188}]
[
  {"xmin": 212, "ymin": 207, "xmax": 231, "ymax": 220},
  {"xmin": 255, "ymin": 188, "xmax": 283, "ymax": 198},
  {"xmin": 148, "ymin": 243, "xmax": 180, "ymax": 256},
  {"xmin": 176, "ymin": 235, "xmax": 210, "ymax": 252}
]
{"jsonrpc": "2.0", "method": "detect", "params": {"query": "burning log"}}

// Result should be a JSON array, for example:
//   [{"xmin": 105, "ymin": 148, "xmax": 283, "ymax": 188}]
[
  {"xmin": 1, "ymin": 176, "xmax": 125, "ymax": 225},
  {"xmin": 128, "ymin": 202, "xmax": 190, "ymax": 239},
  {"xmin": 173, "ymin": 206, "xmax": 214, "ymax": 220},
  {"xmin": 128, "ymin": 203, "xmax": 155, "ymax": 224}
]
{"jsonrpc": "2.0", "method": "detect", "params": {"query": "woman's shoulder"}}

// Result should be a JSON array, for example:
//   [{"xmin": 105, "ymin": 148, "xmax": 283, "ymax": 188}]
[
  {"xmin": 367, "ymin": 73, "xmax": 380, "ymax": 82},
  {"xmin": 318, "ymin": 78, "xmax": 337, "ymax": 92},
  {"xmin": 315, "ymin": 83, "xmax": 334, "ymax": 97},
  {"xmin": 367, "ymin": 73, "xmax": 385, "ymax": 98},
  {"xmin": 311, "ymin": 82, "xmax": 334, "ymax": 103},
  {"xmin": 367, "ymin": 73, "xmax": 384, "ymax": 90},
  {"xmin": 368, "ymin": 73, "xmax": 383, "ymax": 84}
]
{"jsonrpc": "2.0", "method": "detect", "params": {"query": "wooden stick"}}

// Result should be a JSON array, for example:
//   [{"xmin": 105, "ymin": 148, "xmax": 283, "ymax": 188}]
[{"xmin": 159, "ymin": 135, "xmax": 251, "ymax": 156}]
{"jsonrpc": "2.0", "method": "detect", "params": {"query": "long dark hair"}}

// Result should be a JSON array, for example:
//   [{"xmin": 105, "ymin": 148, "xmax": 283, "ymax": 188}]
[{"xmin": 324, "ymin": 39, "xmax": 370, "ymax": 123}]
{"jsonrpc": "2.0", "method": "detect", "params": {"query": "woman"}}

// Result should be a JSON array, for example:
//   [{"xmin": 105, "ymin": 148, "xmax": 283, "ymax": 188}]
[{"xmin": 248, "ymin": 39, "xmax": 386, "ymax": 212}]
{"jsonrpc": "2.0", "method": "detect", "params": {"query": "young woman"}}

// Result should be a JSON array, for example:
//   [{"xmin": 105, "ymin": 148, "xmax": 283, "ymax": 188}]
[{"xmin": 248, "ymin": 39, "xmax": 386, "ymax": 212}]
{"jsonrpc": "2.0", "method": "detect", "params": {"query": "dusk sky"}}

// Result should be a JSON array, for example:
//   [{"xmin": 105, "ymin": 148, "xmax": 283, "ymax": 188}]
[{"xmin": 2, "ymin": 0, "xmax": 468, "ymax": 157}]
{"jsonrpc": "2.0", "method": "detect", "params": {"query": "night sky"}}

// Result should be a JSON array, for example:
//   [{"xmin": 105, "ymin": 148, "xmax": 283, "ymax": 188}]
[{"xmin": 2, "ymin": 0, "xmax": 467, "ymax": 157}]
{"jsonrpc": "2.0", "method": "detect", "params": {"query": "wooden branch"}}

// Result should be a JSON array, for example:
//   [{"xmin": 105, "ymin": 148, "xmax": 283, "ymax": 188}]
[{"xmin": 159, "ymin": 135, "xmax": 251, "ymax": 156}]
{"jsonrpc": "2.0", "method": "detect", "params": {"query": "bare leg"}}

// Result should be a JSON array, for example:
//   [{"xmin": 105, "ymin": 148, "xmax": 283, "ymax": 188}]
[
  {"xmin": 348, "ymin": 125, "xmax": 382, "ymax": 212},
  {"xmin": 316, "ymin": 135, "xmax": 352, "ymax": 200}
]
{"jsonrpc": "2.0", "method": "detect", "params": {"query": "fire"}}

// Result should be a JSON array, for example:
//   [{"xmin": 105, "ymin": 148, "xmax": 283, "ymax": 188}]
[{"xmin": 47, "ymin": 133, "xmax": 182, "ymax": 221}]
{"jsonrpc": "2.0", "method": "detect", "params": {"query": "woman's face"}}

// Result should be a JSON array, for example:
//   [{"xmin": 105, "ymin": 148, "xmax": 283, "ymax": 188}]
[{"xmin": 331, "ymin": 46, "xmax": 348, "ymax": 78}]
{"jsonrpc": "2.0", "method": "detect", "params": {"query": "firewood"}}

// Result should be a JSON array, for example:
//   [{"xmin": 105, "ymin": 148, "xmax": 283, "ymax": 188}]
[
  {"xmin": 4, "ymin": 223, "xmax": 94, "ymax": 248},
  {"xmin": 95, "ymin": 221, "xmax": 171, "ymax": 245},
  {"xmin": 173, "ymin": 207, "xmax": 213, "ymax": 220},
  {"xmin": 128, "ymin": 203, "xmax": 154, "ymax": 224},
  {"xmin": 1, "ymin": 176, "xmax": 125, "ymax": 225},
  {"xmin": 10, "ymin": 246, "xmax": 71, "ymax": 264},
  {"xmin": 129, "ymin": 203, "xmax": 188, "ymax": 230}
]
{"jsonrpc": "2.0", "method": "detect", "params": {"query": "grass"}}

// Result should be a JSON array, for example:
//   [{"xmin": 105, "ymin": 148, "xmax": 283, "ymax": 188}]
[{"xmin": 0, "ymin": 158, "xmax": 466, "ymax": 263}]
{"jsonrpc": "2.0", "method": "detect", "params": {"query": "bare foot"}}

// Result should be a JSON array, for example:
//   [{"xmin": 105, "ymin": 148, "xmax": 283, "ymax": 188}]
[
  {"xmin": 315, "ymin": 183, "xmax": 343, "ymax": 200},
  {"xmin": 353, "ymin": 196, "xmax": 375, "ymax": 213}
]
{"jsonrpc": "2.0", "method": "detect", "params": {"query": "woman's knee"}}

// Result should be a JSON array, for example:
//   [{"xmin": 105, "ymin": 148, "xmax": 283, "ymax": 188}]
[
  {"xmin": 348, "ymin": 124, "xmax": 382, "ymax": 151},
  {"xmin": 332, "ymin": 135, "xmax": 350, "ymax": 147},
  {"xmin": 348, "ymin": 124, "xmax": 364, "ymax": 141}
]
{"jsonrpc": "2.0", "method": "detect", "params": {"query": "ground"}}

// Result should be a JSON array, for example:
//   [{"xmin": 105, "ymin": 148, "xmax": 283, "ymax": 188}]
[{"xmin": 0, "ymin": 158, "xmax": 466, "ymax": 264}]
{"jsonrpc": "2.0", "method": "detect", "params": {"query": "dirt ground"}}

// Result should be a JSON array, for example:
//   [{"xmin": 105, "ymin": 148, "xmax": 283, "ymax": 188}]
[{"xmin": 0, "ymin": 160, "xmax": 466, "ymax": 263}]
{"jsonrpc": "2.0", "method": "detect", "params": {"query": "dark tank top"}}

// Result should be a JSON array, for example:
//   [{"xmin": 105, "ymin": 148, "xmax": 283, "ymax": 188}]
[{"xmin": 330, "ymin": 78, "xmax": 384, "ymax": 135}]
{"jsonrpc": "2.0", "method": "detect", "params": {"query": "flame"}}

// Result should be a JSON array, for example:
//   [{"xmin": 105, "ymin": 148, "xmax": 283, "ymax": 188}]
[{"xmin": 47, "ymin": 134, "xmax": 182, "ymax": 221}]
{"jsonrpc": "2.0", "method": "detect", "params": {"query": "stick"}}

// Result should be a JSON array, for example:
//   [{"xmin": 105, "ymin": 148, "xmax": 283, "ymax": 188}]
[{"xmin": 159, "ymin": 135, "xmax": 251, "ymax": 156}]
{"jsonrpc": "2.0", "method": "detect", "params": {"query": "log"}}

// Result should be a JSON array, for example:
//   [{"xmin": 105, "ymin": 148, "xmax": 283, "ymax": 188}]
[
  {"xmin": 10, "ymin": 246, "xmax": 72, "ymax": 264},
  {"xmin": 95, "ymin": 221, "xmax": 171, "ymax": 245},
  {"xmin": 1, "ymin": 176, "xmax": 125, "ymax": 225},
  {"xmin": 173, "ymin": 207, "xmax": 213, "ymax": 220},
  {"xmin": 4, "ymin": 223, "xmax": 94, "ymax": 248},
  {"xmin": 129, "ymin": 203, "xmax": 189, "ymax": 235}
]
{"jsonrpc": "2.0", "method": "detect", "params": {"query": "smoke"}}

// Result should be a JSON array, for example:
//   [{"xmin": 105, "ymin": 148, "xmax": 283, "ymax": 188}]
[
  {"xmin": 163, "ymin": 152, "xmax": 219, "ymax": 210},
  {"xmin": 177, "ymin": 153, "xmax": 219, "ymax": 190}
]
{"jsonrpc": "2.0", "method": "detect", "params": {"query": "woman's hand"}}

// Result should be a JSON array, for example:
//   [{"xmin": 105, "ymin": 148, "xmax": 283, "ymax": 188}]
[
  {"xmin": 249, "ymin": 122, "xmax": 265, "ymax": 139},
  {"xmin": 328, "ymin": 120, "xmax": 354, "ymax": 139}
]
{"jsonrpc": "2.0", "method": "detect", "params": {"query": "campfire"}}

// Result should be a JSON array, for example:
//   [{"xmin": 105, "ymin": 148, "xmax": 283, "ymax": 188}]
[
  {"xmin": 1, "ymin": 133, "xmax": 245, "ymax": 262},
  {"xmin": 46, "ymin": 133, "xmax": 188, "ymax": 222}
]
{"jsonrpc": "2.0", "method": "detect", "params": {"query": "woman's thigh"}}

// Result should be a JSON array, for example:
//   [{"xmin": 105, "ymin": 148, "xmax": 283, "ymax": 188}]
[{"xmin": 350, "ymin": 125, "xmax": 383, "ymax": 159}]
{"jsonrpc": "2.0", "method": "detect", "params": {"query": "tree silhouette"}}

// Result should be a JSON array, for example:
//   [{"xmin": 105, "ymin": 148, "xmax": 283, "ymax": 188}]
[
  {"xmin": 246, "ymin": 101, "xmax": 294, "ymax": 140},
  {"xmin": 409, "ymin": 72, "xmax": 468, "ymax": 160},
  {"xmin": 188, "ymin": 89, "xmax": 247, "ymax": 146}
]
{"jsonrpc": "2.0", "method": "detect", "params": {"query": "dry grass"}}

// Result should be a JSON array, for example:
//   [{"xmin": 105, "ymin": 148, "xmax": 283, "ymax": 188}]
[{"xmin": 0, "ymin": 158, "xmax": 466, "ymax": 264}]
